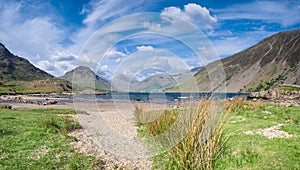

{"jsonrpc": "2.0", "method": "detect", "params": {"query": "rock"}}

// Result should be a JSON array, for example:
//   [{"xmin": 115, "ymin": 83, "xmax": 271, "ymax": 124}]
[
  {"xmin": 48, "ymin": 100, "xmax": 58, "ymax": 105},
  {"xmin": 14, "ymin": 96, "xmax": 25, "ymax": 103},
  {"xmin": 0, "ymin": 104, "xmax": 12, "ymax": 109},
  {"xmin": 249, "ymin": 85, "xmax": 300, "ymax": 107}
]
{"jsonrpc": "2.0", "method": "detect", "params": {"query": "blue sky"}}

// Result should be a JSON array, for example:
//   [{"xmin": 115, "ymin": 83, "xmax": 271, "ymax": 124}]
[{"xmin": 0, "ymin": 0, "xmax": 299, "ymax": 78}]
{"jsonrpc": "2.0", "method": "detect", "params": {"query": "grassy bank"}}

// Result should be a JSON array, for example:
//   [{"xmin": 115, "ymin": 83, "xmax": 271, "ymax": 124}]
[
  {"xmin": 0, "ymin": 107, "xmax": 103, "ymax": 169},
  {"xmin": 0, "ymin": 79, "xmax": 72, "ymax": 95},
  {"xmin": 135, "ymin": 99, "xmax": 300, "ymax": 169}
]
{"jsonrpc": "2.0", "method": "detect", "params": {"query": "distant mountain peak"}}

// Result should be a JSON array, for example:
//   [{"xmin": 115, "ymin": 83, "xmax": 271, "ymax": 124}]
[
  {"xmin": 73, "ymin": 66, "xmax": 91, "ymax": 71},
  {"xmin": 60, "ymin": 66, "xmax": 110, "ymax": 91}
]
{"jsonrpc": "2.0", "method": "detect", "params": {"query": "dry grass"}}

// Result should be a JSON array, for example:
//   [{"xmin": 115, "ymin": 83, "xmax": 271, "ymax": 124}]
[{"xmin": 135, "ymin": 98, "xmax": 246, "ymax": 169}]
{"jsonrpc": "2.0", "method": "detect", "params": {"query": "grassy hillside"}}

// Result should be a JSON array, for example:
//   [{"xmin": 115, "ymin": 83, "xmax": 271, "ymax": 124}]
[
  {"xmin": 0, "ymin": 79, "xmax": 72, "ymax": 94},
  {"xmin": 193, "ymin": 29, "xmax": 300, "ymax": 92}
]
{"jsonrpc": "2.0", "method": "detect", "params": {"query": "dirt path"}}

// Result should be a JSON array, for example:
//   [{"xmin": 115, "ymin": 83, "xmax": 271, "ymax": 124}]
[{"xmin": 73, "ymin": 101, "xmax": 153, "ymax": 169}]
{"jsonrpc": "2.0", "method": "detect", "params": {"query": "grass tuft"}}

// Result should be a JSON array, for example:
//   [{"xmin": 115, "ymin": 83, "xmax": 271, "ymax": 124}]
[
  {"xmin": 40, "ymin": 116, "xmax": 80, "ymax": 137},
  {"xmin": 135, "ymin": 98, "xmax": 234, "ymax": 169}
]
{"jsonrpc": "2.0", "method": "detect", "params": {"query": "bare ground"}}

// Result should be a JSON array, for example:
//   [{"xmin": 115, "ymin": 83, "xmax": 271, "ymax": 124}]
[{"xmin": 244, "ymin": 123, "xmax": 294, "ymax": 139}]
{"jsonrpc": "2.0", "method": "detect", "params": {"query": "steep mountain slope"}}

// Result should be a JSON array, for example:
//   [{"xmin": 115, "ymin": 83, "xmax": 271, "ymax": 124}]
[
  {"xmin": 194, "ymin": 29, "xmax": 300, "ymax": 92},
  {"xmin": 0, "ymin": 43, "xmax": 53, "ymax": 81},
  {"xmin": 60, "ymin": 66, "xmax": 110, "ymax": 91}
]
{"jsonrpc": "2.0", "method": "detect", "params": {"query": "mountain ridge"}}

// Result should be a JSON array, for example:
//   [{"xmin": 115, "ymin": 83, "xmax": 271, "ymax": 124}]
[
  {"xmin": 193, "ymin": 28, "xmax": 300, "ymax": 92},
  {"xmin": 0, "ymin": 43, "xmax": 53, "ymax": 81}
]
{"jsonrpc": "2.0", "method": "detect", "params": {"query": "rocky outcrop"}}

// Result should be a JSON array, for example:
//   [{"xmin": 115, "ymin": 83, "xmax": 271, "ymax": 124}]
[
  {"xmin": 0, "ymin": 95, "xmax": 59, "ymax": 105},
  {"xmin": 249, "ymin": 89, "xmax": 300, "ymax": 100},
  {"xmin": 248, "ymin": 85, "xmax": 300, "ymax": 106}
]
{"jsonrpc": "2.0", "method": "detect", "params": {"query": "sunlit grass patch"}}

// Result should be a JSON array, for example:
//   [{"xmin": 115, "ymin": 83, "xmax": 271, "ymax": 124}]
[{"xmin": 0, "ymin": 108, "xmax": 103, "ymax": 169}]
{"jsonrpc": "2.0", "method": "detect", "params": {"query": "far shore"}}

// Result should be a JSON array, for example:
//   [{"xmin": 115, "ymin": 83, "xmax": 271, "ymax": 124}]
[{"xmin": 0, "ymin": 90, "xmax": 299, "ymax": 110}]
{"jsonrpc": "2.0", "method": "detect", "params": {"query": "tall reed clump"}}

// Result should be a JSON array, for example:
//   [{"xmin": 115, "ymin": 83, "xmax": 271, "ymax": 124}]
[{"xmin": 135, "ymin": 98, "xmax": 245, "ymax": 169}]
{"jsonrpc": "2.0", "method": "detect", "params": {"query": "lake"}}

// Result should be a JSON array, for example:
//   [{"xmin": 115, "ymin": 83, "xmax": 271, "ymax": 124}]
[{"xmin": 73, "ymin": 92, "xmax": 250, "ymax": 103}]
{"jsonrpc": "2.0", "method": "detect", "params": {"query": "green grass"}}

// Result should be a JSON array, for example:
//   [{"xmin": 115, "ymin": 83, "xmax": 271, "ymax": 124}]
[
  {"xmin": 214, "ymin": 102, "xmax": 300, "ymax": 169},
  {"xmin": 135, "ymin": 99, "xmax": 300, "ymax": 169},
  {"xmin": 0, "ymin": 79, "xmax": 72, "ymax": 95},
  {"xmin": 0, "ymin": 108, "xmax": 103, "ymax": 169},
  {"xmin": 279, "ymin": 85, "xmax": 300, "ymax": 92}
]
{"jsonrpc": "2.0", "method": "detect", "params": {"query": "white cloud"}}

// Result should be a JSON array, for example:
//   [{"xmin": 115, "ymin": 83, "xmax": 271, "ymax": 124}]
[
  {"xmin": 0, "ymin": 0, "xmax": 153, "ymax": 77},
  {"xmin": 213, "ymin": 1, "xmax": 300, "ymax": 27},
  {"xmin": 104, "ymin": 48, "xmax": 127, "ymax": 59},
  {"xmin": 161, "ymin": 3, "xmax": 217, "ymax": 30},
  {"xmin": 0, "ymin": 2, "xmax": 70, "ymax": 76},
  {"xmin": 35, "ymin": 50, "xmax": 78, "ymax": 76},
  {"xmin": 116, "ymin": 58, "xmax": 122, "ymax": 63},
  {"xmin": 136, "ymin": 45, "xmax": 154, "ymax": 51},
  {"xmin": 50, "ymin": 51, "xmax": 77, "ymax": 62},
  {"xmin": 98, "ymin": 64, "xmax": 108, "ymax": 71},
  {"xmin": 83, "ymin": 0, "xmax": 149, "ymax": 27},
  {"xmin": 142, "ymin": 22, "xmax": 161, "ymax": 32},
  {"xmin": 0, "ymin": 2, "xmax": 64, "ymax": 56},
  {"xmin": 37, "ymin": 59, "xmax": 76, "ymax": 76}
]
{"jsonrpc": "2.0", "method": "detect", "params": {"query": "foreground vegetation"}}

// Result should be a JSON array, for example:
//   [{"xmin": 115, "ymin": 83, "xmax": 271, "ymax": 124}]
[
  {"xmin": 0, "ymin": 107, "xmax": 103, "ymax": 169},
  {"xmin": 215, "ymin": 101, "xmax": 300, "ymax": 169},
  {"xmin": 135, "ymin": 99, "xmax": 300, "ymax": 169}
]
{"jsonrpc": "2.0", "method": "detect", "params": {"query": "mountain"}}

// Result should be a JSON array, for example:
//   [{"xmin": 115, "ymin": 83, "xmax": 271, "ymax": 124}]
[
  {"xmin": 0, "ymin": 43, "xmax": 53, "ymax": 81},
  {"xmin": 96, "ymin": 70, "xmax": 113, "ymax": 80},
  {"xmin": 60, "ymin": 66, "xmax": 110, "ymax": 91},
  {"xmin": 191, "ymin": 66, "xmax": 203, "ymax": 73},
  {"xmin": 111, "ymin": 70, "xmax": 196, "ymax": 92},
  {"xmin": 193, "ymin": 29, "xmax": 300, "ymax": 92},
  {"xmin": 132, "ymin": 74, "xmax": 176, "ymax": 92}
]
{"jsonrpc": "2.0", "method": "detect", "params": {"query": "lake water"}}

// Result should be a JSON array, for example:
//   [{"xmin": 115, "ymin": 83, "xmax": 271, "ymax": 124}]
[
  {"xmin": 0, "ymin": 92, "xmax": 250, "ymax": 105},
  {"xmin": 73, "ymin": 92, "xmax": 250, "ymax": 103}
]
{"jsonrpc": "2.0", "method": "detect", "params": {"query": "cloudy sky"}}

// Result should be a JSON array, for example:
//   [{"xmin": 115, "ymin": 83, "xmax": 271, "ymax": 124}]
[{"xmin": 0, "ymin": 0, "xmax": 299, "ymax": 78}]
